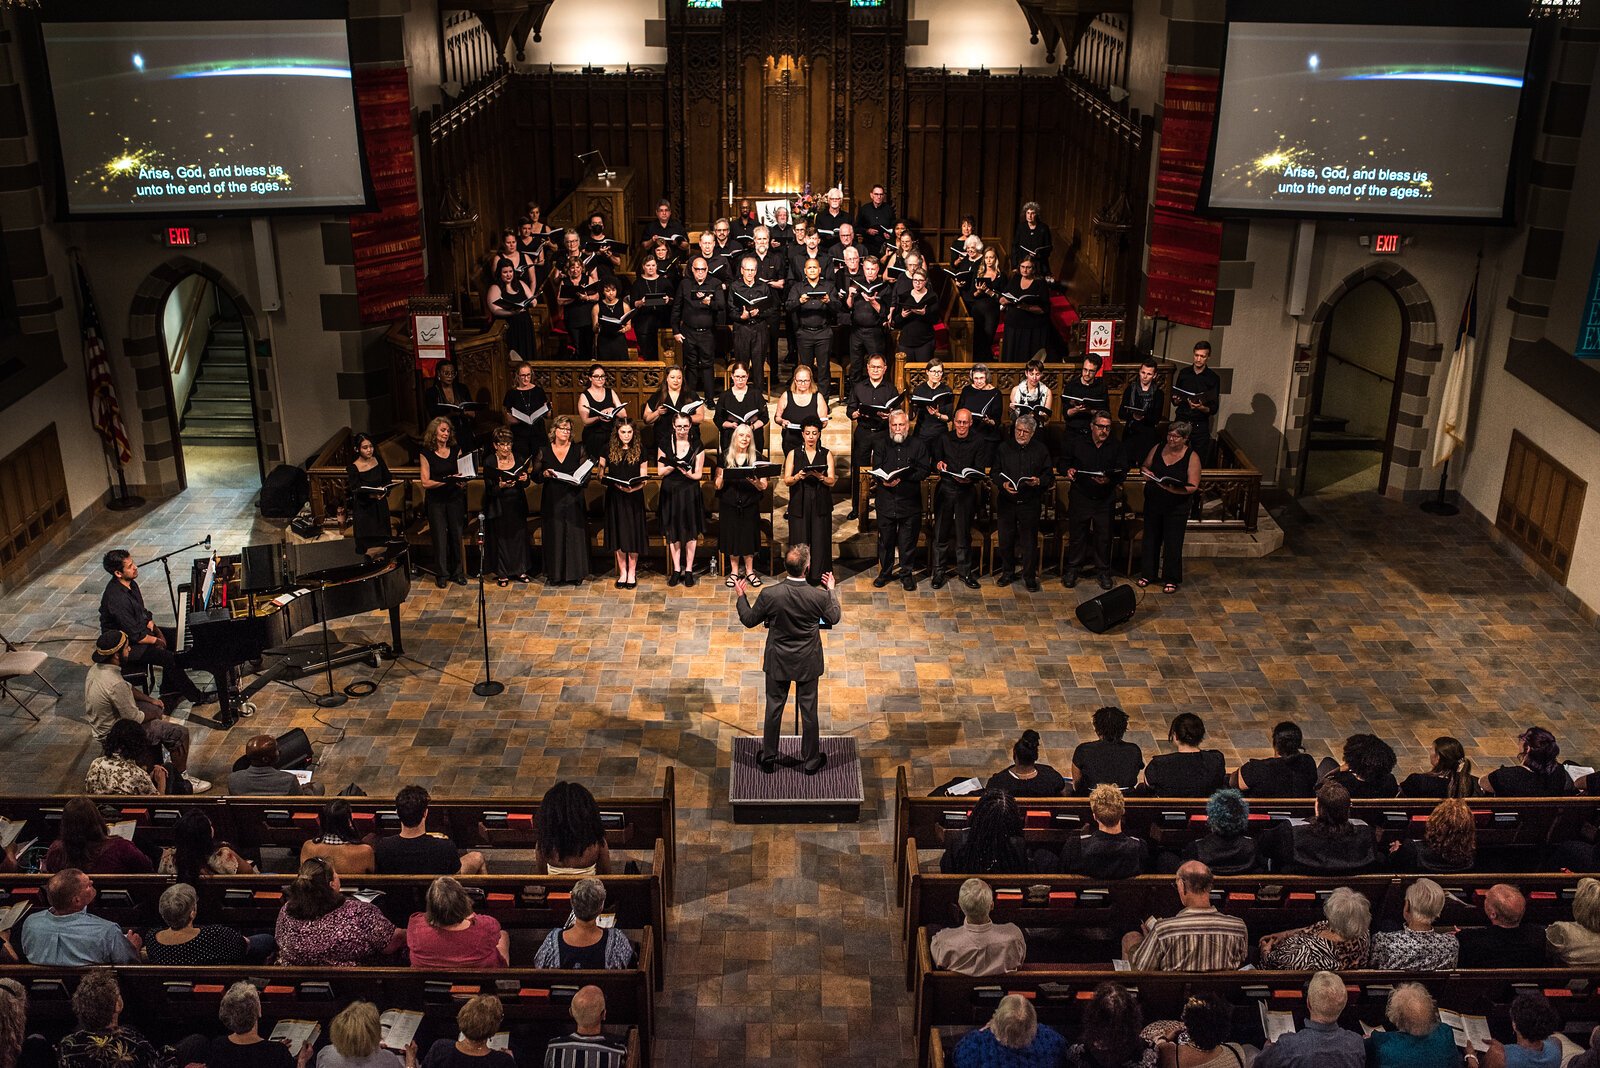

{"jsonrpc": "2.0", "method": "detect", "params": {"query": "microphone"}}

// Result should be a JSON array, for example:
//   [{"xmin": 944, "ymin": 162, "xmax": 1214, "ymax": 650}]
[{"xmin": 204, "ymin": 534, "xmax": 212, "ymax": 551}]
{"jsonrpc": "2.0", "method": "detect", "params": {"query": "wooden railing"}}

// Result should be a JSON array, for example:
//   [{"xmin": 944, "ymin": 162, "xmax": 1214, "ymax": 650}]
[{"xmin": 166, "ymin": 275, "xmax": 211, "ymax": 382}]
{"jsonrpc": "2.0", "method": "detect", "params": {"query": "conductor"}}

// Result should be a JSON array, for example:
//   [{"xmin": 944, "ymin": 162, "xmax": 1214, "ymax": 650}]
[{"xmin": 735, "ymin": 544, "xmax": 841, "ymax": 775}]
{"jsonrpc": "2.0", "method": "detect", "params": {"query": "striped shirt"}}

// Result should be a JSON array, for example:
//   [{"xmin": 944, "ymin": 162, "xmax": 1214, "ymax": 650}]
[
  {"xmin": 1127, "ymin": 906, "xmax": 1248, "ymax": 971},
  {"xmin": 542, "ymin": 1033, "xmax": 627, "ymax": 1068}
]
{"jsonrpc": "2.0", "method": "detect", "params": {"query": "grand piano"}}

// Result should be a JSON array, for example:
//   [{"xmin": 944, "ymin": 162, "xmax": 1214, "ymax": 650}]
[{"xmin": 177, "ymin": 538, "xmax": 410, "ymax": 726}]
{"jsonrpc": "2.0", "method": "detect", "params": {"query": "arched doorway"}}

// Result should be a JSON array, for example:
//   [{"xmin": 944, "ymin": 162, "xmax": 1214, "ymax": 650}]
[
  {"xmin": 123, "ymin": 258, "xmax": 285, "ymax": 496},
  {"xmin": 1301, "ymin": 279, "xmax": 1406, "ymax": 495}
]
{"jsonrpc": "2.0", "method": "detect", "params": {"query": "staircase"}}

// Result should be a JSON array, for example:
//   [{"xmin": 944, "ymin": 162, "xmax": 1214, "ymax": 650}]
[
  {"xmin": 180, "ymin": 319, "xmax": 255, "ymax": 443},
  {"xmin": 1309, "ymin": 414, "xmax": 1384, "ymax": 452}
]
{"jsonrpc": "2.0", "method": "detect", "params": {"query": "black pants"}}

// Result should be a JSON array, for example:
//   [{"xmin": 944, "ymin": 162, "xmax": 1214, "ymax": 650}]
[
  {"xmin": 764, "ymin": 674, "xmax": 819, "ymax": 759},
  {"xmin": 932, "ymin": 483, "xmax": 978, "ymax": 576},
  {"xmin": 850, "ymin": 425, "xmax": 884, "ymax": 515},
  {"xmin": 565, "ymin": 324, "xmax": 594, "ymax": 361},
  {"xmin": 996, "ymin": 495, "xmax": 1042, "ymax": 578},
  {"xmin": 969, "ymin": 298, "xmax": 999, "ymax": 359},
  {"xmin": 1188, "ymin": 427, "xmax": 1214, "ymax": 467},
  {"xmin": 427, "ymin": 494, "xmax": 467, "ymax": 580},
  {"xmin": 125, "ymin": 626, "xmax": 205, "ymax": 702},
  {"xmin": 1142, "ymin": 501, "xmax": 1187, "ymax": 584},
  {"xmin": 877, "ymin": 510, "xmax": 921, "ymax": 577},
  {"xmin": 634, "ymin": 311, "xmax": 666, "ymax": 361},
  {"xmin": 1066, "ymin": 493, "xmax": 1115, "ymax": 576},
  {"xmin": 733, "ymin": 323, "xmax": 770, "ymax": 389},
  {"xmin": 898, "ymin": 339, "xmax": 934, "ymax": 364},
  {"xmin": 681, "ymin": 329, "xmax": 717, "ymax": 399},
  {"xmin": 796, "ymin": 330, "xmax": 832, "ymax": 369},
  {"xmin": 849, "ymin": 328, "xmax": 887, "ymax": 383}
]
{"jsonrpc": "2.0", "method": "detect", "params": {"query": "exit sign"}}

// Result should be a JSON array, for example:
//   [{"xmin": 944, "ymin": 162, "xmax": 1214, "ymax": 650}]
[
  {"xmin": 165, "ymin": 226, "xmax": 196, "ymax": 247},
  {"xmin": 1371, "ymin": 233, "xmax": 1403, "ymax": 255}
]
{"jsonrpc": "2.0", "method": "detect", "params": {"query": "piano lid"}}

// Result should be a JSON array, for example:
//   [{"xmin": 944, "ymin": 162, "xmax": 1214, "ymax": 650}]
[{"xmin": 239, "ymin": 538, "xmax": 392, "ymax": 592}]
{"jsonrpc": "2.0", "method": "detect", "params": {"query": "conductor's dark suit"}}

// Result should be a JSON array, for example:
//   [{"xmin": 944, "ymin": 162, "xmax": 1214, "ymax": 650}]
[{"xmin": 736, "ymin": 576, "xmax": 842, "ymax": 760}]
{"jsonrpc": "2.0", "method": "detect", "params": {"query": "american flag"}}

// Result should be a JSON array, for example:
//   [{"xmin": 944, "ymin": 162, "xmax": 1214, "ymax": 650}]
[{"xmin": 77, "ymin": 261, "xmax": 132, "ymax": 466}]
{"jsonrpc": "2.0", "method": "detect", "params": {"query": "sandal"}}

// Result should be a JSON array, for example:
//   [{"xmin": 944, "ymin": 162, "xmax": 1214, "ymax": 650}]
[
  {"xmin": 1136, "ymin": 578, "xmax": 1150, "ymax": 589},
  {"xmin": 725, "ymin": 574, "xmax": 738, "ymax": 588},
  {"xmin": 1163, "ymin": 582, "xmax": 1179, "ymax": 594},
  {"xmin": 748, "ymin": 574, "xmax": 762, "ymax": 587},
  {"xmin": 496, "ymin": 578, "xmax": 510, "ymax": 588}
]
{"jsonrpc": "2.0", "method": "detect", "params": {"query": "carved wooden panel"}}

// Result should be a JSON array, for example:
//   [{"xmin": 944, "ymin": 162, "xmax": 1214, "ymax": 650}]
[
  {"xmin": 1498, "ymin": 430, "xmax": 1585, "ymax": 584},
  {"xmin": 0, "ymin": 424, "xmax": 69, "ymax": 581}
]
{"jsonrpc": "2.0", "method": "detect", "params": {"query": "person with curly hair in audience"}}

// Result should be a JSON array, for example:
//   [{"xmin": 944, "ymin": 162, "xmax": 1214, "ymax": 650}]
[
  {"xmin": 535, "ymin": 782, "xmax": 611, "ymax": 875},
  {"xmin": 1387, "ymin": 798, "xmax": 1475, "ymax": 874},
  {"xmin": 1050, "ymin": 785, "xmax": 1148, "ymax": 878},
  {"xmin": 317, "ymin": 1002, "xmax": 414, "ymax": 1068},
  {"xmin": 0, "ymin": 977, "xmax": 50, "ymax": 1068},
  {"xmin": 1069, "ymin": 983, "xmax": 1157, "ymax": 1068},
  {"xmin": 1365, "ymin": 983, "xmax": 1458, "ymax": 1068},
  {"xmin": 1547, "ymin": 876, "xmax": 1600, "ymax": 966},
  {"xmin": 533, "ymin": 877, "xmax": 636, "ymax": 969},
  {"xmin": 953, "ymin": 993, "xmax": 1067, "ymax": 1068},
  {"xmin": 1072, "ymin": 706, "xmax": 1145, "ymax": 795},
  {"xmin": 421, "ymin": 995, "xmax": 515, "ymax": 1068},
  {"xmin": 1367, "ymin": 879, "xmax": 1458, "ymax": 971},
  {"xmin": 1258, "ymin": 885, "xmax": 1371, "ymax": 971},
  {"xmin": 43, "ymin": 797, "xmax": 152, "ymax": 875},
  {"xmin": 931, "ymin": 879, "xmax": 1026, "ymax": 976},
  {"xmin": 1318, "ymin": 734, "xmax": 1399, "ymax": 798},
  {"xmin": 987, "ymin": 729, "xmax": 1068, "ymax": 797},
  {"xmin": 1261, "ymin": 783, "xmax": 1376, "ymax": 875},
  {"xmin": 274, "ymin": 857, "xmax": 403, "ymax": 966},
  {"xmin": 1479, "ymin": 993, "xmax": 1565, "ymax": 1068},
  {"xmin": 407, "ymin": 876, "xmax": 508, "ymax": 969},
  {"xmin": 203, "ymin": 981, "xmax": 308, "ymax": 1068},
  {"xmin": 84, "ymin": 719, "xmax": 163, "ymax": 796},
  {"xmin": 1481, "ymin": 727, "xmax": 1578, "ymax": 796},
  {"xmin": 940, "ymin": 788, "xmax": 1029, "ymax": 874},
  {"xmin": 1176, "ymin": 789, "xmax": 1260, "ymax": 875},
  {"xmin": 56, "ymin": 970, "xmax": 162, "ymax": 1068},
  {"xmin": 1399, "ymin": 736, "xmax": 1476, "ymax": 799},
  {"xmin": 1150, "ymin": 992, "xmax": 1257, "ymax": 1068}
]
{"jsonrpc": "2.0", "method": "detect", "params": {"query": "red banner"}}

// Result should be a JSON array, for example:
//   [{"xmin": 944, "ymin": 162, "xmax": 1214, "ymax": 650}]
[
  {"xmin": 350, "ymin": 67, "xmax": 425, "ymax": 325},
  {"xmin": 1145, "ymin": 73, "xmax": 1222, "ymax": 329}
]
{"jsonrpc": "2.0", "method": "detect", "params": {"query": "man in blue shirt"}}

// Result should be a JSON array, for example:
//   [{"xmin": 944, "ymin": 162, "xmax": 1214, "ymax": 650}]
[
  {"xmin": 1255, "ymin": 971, "xmax": 1366, "ymax": 1068},
  {"xmin": 953, "ymin": 994, "xmax": 1067, "ymax": 1068},
  {"xmin": 17, "ymin": 869, "xmax": 141, "ymax": 966}
]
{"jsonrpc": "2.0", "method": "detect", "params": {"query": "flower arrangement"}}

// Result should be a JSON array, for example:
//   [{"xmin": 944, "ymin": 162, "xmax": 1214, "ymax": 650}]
[{"xmin": 792, "ymin": 182, "xmax": 819, "ymax": 224}]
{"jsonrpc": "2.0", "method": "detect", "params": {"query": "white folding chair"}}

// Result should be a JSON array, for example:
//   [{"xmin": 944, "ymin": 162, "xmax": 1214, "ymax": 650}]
[{"xmin": 0, "ymin": 629, "xmax": 60, "ymax": 721}]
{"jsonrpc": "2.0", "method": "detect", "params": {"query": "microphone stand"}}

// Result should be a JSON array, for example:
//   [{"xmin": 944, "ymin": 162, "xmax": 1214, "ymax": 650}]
[
  {"xmin": 142, "ymin": 535, "xmax": 213, "ymax": 621},
  {"xmin": 575, "ymin": 149, "xmax": 615, "ymax": 181},
  {"xmin": 311, "ymin": 580, "xmax": 347, "ymax": 708},
  {"xmin": 472, "ymin": 511, "xmax": 504, "ymax": 697}
]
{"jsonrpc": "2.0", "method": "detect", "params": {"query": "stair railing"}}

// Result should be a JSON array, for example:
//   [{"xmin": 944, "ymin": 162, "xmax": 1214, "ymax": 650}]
[{"xmin": 167, "ymin": 277, "xmax": 213, "ymax": 382}]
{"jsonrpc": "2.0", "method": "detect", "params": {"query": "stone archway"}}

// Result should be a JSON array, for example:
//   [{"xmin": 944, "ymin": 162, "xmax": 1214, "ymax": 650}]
[
  {"xmin": 122, "ymin": 258, "xmax": 285, "ymax": 494},
  {"xmin": 1283, "ymin": 261, "xmax": 1441, "ymax": 498}
]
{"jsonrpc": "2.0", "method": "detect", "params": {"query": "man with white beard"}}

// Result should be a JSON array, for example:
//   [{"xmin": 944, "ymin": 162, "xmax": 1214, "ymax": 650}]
[{"xmin": 871, "ymin": 409, "xmax": 930, "ymax": 591}]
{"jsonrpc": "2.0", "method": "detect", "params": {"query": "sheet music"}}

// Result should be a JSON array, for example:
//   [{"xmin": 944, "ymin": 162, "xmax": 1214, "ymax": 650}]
[{"xmin": 175, "ymin": 596, "xmax": 188, "ymax": 653}]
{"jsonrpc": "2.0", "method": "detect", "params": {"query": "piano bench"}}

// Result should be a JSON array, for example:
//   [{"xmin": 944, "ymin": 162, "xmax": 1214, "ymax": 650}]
[{"xmin": 121, "ymin": 662, "xmax": 154, "ymax": 695}]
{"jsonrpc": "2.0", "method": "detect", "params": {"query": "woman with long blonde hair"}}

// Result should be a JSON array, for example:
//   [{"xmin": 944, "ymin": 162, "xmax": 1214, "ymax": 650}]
[
  {"xmin": 715, "ymin": 424, "xmax": 769, "ymax": 586},
  {"xmin": 602, "ymin": 419, "xmax": 647, "ymax": 588}
]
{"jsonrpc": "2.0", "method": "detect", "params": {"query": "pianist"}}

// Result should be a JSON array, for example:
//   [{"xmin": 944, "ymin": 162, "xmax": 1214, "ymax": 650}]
[
  {"xmin": 98, "ymin": 550, "xmax": 211, "ymax": 710},
  {"xmin": 86, "ymin": 631, "xmax": 208, "ymax": 794}
]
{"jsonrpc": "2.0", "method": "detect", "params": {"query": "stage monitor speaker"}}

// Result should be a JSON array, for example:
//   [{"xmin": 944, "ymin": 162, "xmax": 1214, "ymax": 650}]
[{"xmin": 1076, "ymin": 584, "xmax": 1136, "ymax": 633}]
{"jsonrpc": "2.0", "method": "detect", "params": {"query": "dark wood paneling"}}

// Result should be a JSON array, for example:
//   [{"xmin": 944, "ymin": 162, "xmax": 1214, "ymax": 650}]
[
  {"xmin": 1498, "ymin": 429, "xmax": 1585, "ymax": 584},
  {"xmin": 0, "ymin": 423, "xmax": 69, "ymax": 580}
]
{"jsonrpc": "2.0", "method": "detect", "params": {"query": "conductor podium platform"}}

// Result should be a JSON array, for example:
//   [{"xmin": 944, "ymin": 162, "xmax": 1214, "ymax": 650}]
[{"xmin": 729, "ymin": 736, "xmax": 863, "ymax": 824}]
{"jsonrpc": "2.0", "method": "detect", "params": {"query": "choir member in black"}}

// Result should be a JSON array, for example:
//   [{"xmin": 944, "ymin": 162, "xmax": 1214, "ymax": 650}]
[
  {"xmin": 558, "ymin": 229, "xmax": 585, "ymax": 273},
  {"xmin": 1012, "ymin": 201, "xmax": 1054, "ymax": 274},
  {"xmin": 672, "ymin": 257, "xmax": 725, "ymax": 401},
  {"xmin": 855, "ymin": 184, "xmax": 896, "ymax": 256},
  {"xmin": 1173, "ymin": 340, "xmax": 1221, "ymax": 465},
  {"xmin": 1009, "ymin": 359, "xmax": 1053, "ymax": 433},
  {"xmin": 555, "ymin": 256, "xmax": 599, "ymax": 360},
  {"xmin": 657, "ymin": 414, "xmax": 706, "ymax": 587},
  {"xmin": 489, "ymin": 231, "xmax": 537, "ymax": 292},
  {"xmin": 643, "ymin": 365, "xmax": 706, "ymax": 455},
  {"xmin": 424, "ymin": 360, "xmax": 477, "ymax": 452},
  {"xmin": 592, "ymin": 279, "xmax": 632, "ymax": 360},
  {"xmin": 947, "ymin": 216, "xmax": 978, "ymax": 269},
  {"xmin": 891, "ymin": 252, "xmax": 928, "ymax": 300},
  {"xmin": 845, "ymin": 257, "xmax": 890, "ymax": 385},
  {"xmin": 846, "ymin": 353, "xmax": 900, "ymax": 521},
  {"xmin": 958, "ymin": 363, "xmax": 1003, "ymax": 447},
  {"xmin": 716, "ymin": 424, "xmax": 770, "ymax": 585},
  {"xmin": 882, "ymin": 230, "xmax": 919, "ymax": 285},
  {"xmin": 730, "ymin": 255, "xmax": 773, "ymax": 384},
  {"xmin": 894, "ymin": 271, "xmax": 938, "ymax": 365},
  {"xmin": 814, "ymin": 187, "xmax": 849, "ymax": 245},
  {"xmin": 1138, "ymin": 421, "xmax": 1202, "ymax": 594},
  {"xmin": 345, "ymin": 432, "xmax": 394, "ymax": 551},
  {"xmin": 992, "ymin": 415, "xmax": 1055, "ymax": 591},
  {"xmin": 787, "ymin": 230, "xmax": 833, "ymax": 291},
  {"xmin": 641, "ymin": 199, "xmax": 690, "ymax": 259},
  {"xmin": 835, "ymin": 245, "xmax": 865, "ymax": 309},
  {"xmin": 502, "ymin": 362, "xmax": 550, "ymax": 463},
  {"xmin": 695, "ymin": 232, "xmax": 731, "ymax": 291},
  {"xmin": 535, "ymin": 415, "xmax": 591, "ymax": 586},
  {"xmin": 870, "ymin": 410, "xmax": 930, "ymax": 591},
  {"xmin": 601, "ymin": 419, "xmax": 648, "ymax": 589},
  {"xmin": 418, "ymin": 416, "xmax": 470, "ymax": 587},
  {"xmin": 828, "ymin": 223, "xmax": 861, "ymax": 269},
  {"xmin": 629, "ymin": 256, "xmax": 674, "ymax": 362},
  {"xmin": 732, "ymin": 200, "xmax": 759, "ymax": 242},
  {"xmin": 748, "ymin": 227, "xmax": 789, "ymax": 387},
  {"xmin": 1060, "ymin": 356, "xmax": 1109, "ymax": 441},
  {"xmin": 1118, "ymin": 358, "xmax": 1165, "ymax": 466},
  {"xmin": 581, "ymin": 213, "xmax": 623, "ymax": 277},
  {"xmin": 98, "ymin": 550, "xmax": 211, "ymax": 709},
  {"xmin": 1062, "ymin": 411, "xmax": 1129, "ymax": 591},
  {"xmin": 715, "ymin": 362, "xmax": 769, "ymax": 457},
  {"xmin": 999, "ymin": 256, "xmax": 1051, "ymax": 361},
  {"xmin": 768, "ymin": 205, "xmax": 795, "ymax": 247},
  {"xmin": 961, "ymin": 245, "xmax": 1003, "ymax": 360},
  {"xmin": 483, "ymin": 428, "xmax": 532, "ymax": 586},
  {"xmin": 773, "ymin": 364, "xmax": 829, "ymax": 456},
  {"xmin": 787, "ymin": 259, "xmax": 837, "ymax": 371},
  {"xmin": 647, "ymin": 238, "xmax": 682, "ymax": 285},
  {"xmin": 709, "ymin": 218, "xmax": 740, "ymax": 261},
  {"xmin": 783, "ymin": 423, "xmax": 836, "ymax": 585},
  {"xmin": 515, "ymin": 217, "xmax": 548, "ymax": 264},
  {"xmin": 578, "ymin": 364, "xmax": 627, "ymax": 463},
  {"xmin": 912, "ymin": 359, "xmax": 955, "ymax": 443},
  {"xmin": 930, "ymin": 409, "xmax": 991, "ymax": 590}
]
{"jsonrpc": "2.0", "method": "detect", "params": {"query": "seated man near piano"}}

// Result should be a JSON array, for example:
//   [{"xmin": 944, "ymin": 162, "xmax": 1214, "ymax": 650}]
[
  {"xmin": 85, "ymin": 630, "xmax": 210, "ymax": 794},
  {"xmin": 98, "ymin": 549, "xmax": 212, "ymax": 710}
]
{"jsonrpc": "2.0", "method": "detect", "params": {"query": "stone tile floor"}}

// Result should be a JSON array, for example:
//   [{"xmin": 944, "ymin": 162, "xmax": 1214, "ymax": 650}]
[{"xmin": 3, "ymin": 444, "xmax": 1598, "ymax": 1066}]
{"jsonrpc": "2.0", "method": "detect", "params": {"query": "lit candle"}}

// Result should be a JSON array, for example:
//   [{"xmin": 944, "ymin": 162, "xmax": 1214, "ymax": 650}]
[{"xmin": 728, "ymin": 180, "xmax": 734, "ymax": 203}]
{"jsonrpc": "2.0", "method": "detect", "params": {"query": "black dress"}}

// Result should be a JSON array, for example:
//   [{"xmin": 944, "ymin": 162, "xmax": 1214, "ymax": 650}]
[
  {"xmin": 1000, "ymin": 276, "xmax": 1051, "ymax": 361},
  {"xmin": 779, "ymin": 390, "xmax": 824, "ymax": 455},
  {"xmin": 595, "ymin": 299, "xmax": 630, "ymax": 359},
  {"xmin": 536, "ymin": 443, "xmax": 590, "ymax": 583},
  {"xmin": 483, "ymin": 459, "xmax": 531, "ymax": 578},
  {"xmin": 492, "ymin": 281, "xmax": 538, "ymax": 358},
  {"xmin": 957, "ymin": 385, "xmax": 1003, "ymax": 446},
  {"xmin": 421, "ymin": 447, "xmax": 468, "ymax": 582},
  {"xmin": 962, "ymin": 270, "xmax": 1002, "ymax": 359},
  {"xmin": 581, "ymin": 387, "xmax": 622, "ymax": 462},
  {"xmin": 788, "ymin": 445, "xmax": 833, "ymax": 584},
  {"xmin": 718, "ymin": 466, "xmax": 763, "ymax": 557},
  {"xmin": 658, "ymin": 441, "xmax": 705, "ymax": 542},
  {"xmin": 603, "ymin": 458, "xmax": 648, "ymax": 554},
  {"xmin": 345, "ymin": 459, "xmax": 393, "ymax": 550},
  {"xmin": 715, "ymin": 388, "xmax": 768, "ymax": 455},
  {"xmin": 502, "ymin": 385, "xmax": 549, "ymax": 462}
]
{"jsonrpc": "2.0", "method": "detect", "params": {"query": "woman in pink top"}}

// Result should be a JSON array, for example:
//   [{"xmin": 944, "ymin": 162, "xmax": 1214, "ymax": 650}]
[{"xmin": 406, "ymin": 877, "xmax": 508, "ymax": 969}]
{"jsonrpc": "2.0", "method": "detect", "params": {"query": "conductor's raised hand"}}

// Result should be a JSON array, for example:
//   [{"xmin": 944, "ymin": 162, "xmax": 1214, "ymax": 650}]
[
  {"xmin": 820, "ymin": 572, "xmax": 835, "ymax": 590},
  {"xmin": 735, "ymin": 576, "xmax": 749, "ymax": 598}
]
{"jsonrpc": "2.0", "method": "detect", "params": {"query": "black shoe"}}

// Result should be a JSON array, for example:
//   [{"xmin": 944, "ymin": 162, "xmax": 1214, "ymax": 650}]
[
  {"xmin": 846, "ymin": 509, "xmax": 859, "ymax": 521},
  {"xmin": 962, "ymin": 573, "xmax": 980, "ymax": 590},
  {"xmin": 996, "ymin": 571, "xmax": 1013, "ymax": 587},
  {"xmin": 684, "ymin": 570, "xmax": 697, "ymax": 587},
  {"xmin": 1025, "ymin": 576, "xmax": 1041, "ymax": 593},
  {"xmin": 667, "ymin": 571, "xmax": 680, "ymax": 588},
  {"xmin": 453, "ymin": 575, "xmax": 468, "ymax": 586},
  {"xmin": 756, "ymin": 750, "xmax": 778, "ymax": 774},
  {"xmin": 803, "ymin": 752, "xmax": 828, "ymax": 775},
  {"xmin": 901, "ymin": 574, "xmax": 917, "ymax": 591},
  {"xmin": 1062, "ymin": 570, "xmax": 1080, "ymax": 588},
  {"xmin": 872, "ymin": 572, "xmax": 892, "ymax": 588},
  {"xmin": 1098, "ymin": 573, "xmax": 1114, "ymax": 590},
  {"xmin": 435, "ymin": 577, "xmax": 447, "ymax": 589},
  {"xmin": 932, "ymin": 574, "xmax": 947, "ymax": 590}
]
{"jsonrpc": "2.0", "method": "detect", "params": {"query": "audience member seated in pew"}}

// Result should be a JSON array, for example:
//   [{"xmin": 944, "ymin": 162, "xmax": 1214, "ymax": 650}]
[
  {"xmin": 1070, "ymin": 982, "xmax": 1157, "ymax": 1068},
  {"xmin": 1398, "ymin": 736, "xmax": 1477, "ymax": 800},
  {"xmin": 953, "ymin": 994, "xmax": 1067, "ymax": 1068},
  {"xmin": 1231, "ymin": 722, "xmax": 1317, "ymax": 798},
  {"xmin": 1122, "ymin": 862, "xmax": 1247, "ymax": 972},
  {"xmin": 1045, "ymin": 786, "xmax": 1148, "ymax": 879},
  {"xmin": 14, "ymin": 870, "xmax": 140, "ymax": 966},
  {"xmin": 940, "ymin": 789, "xmax": 1029, "ymax": 875},
  {"xmin": 1138, "ymin": 715, "xmax": 1225, "ymax": 798},
  {"xmin": 421, "ymin": 995, "xmax": 514, "ymax": 1068},
  {"xmin": 542, "ymin": 986, "xmax": 627, "ymax": 1068},
  {"xmin": 275, "ymin": 858, "xmax": 403, "ymax": 967},
  {"xmin": 1367, "ymin": 879, "xmax": 1457, "ymax": 971},
  {"xmin": 1317, "ymin": 734, "xmax": 1399, "ymax": 799},
  {"xmin": 160, "ymin": 810, "xmax": 256, "ymax": 883},
  {"xmin": 57, "ymin": 969, "xmax": 162, "ymax": 1068},
  {"xmin": 1480, "ymin": 727, "xmax": 1579, "ymax": 798},
  {"xmin": 1481, "ymin": 993, "xmax": 1565, "ymax": 1068},
  {"xmin": 406, "ymin": 876, "xmax": 508, "ymax": 969},
  {"xmin": 230, "ymin": 735, "xmax": 321, "ymax": 797},
  {"xmin": 1569, "ymin": 1029, "xmax": 1600, "ymax": 1068},
  {"xmin": 1072, "ymin": 706, "xmax": 1145, "ymax": 796},
  {"xmin": 0, "ymin": 977, "xmax": 53, "ymax": 1068},
  {"xmin": 1148, "ymin": 991, "xmax": 1257, "ymax": 1068},
  {"xmin": 1254, "ymin": 971, "xmax": 1363, "ymax": 1068},
  {"xmin": 84, "ymin": 719, "xmax": 164, "ymax": 796},
  {"xmin": 1545, "ymin": 876, "xmax": 1600, "ymax": 967},
  {"xmin": 199, "ymin": 981, "xmax": 308, "ymax": 1068},
  {"xmin": 1170, "ymin": 789, "xmax": 1260, "ymax": 875},
  {"xmin": 1456, "ymin": 884, "xmax": 1547, "ymax": 969},
  {"xmin": 1258, "ymin": 886, "xmax": 1371, "ymax": 971},
  {"xmin": 1386, "ymin": 798, "xmax": 1475, "ymax": 874},
  {"xmin": 533, "ymin": 878, "xmax": 637, "ymax": 970},
  {"xmin": 317, "ymin": 1002, "xmax": 415, "ymax": 1068},
  {"xmin": 300, "ymin": 799, "xmax": 376, "ymax": 875},
  {"xmin": 1364, "ymin": 983, "xmax": 1458, "ymax": 1068},
  {"xmin": 987, "ymin": 730, "xmax": 1069, "ymax": 798},
  {"xmin": 374, "ymin": 786, "xmax": 487, "ymax": 877},
  {"xmin": 535, "ymin": 783, "xmax": 611, "ymax": 876},
  {"xmin": 930, "ymin": 879, "xmax": 1025, "ymax": 977},
  {"xmin": 1259, "ymin": 784, "xmax": 1376, "ymax": 875},
  {"xmin": 142, "ymin": 882, "xmax": 265, "ymax": 966},
  {"xmin": 43, "ymin": 796, "xmax": 154, "ymax": 875}
]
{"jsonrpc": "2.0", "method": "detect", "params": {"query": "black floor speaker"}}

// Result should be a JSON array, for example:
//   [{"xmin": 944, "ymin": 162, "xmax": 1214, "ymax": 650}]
[{"xmin": 1076, "ymin": 583, "xmax": 1137, "ymax": 633}]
